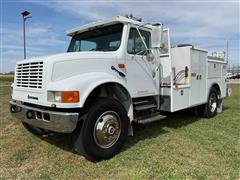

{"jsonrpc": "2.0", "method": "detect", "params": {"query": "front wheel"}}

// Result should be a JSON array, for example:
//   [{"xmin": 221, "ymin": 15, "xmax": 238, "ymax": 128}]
[{"xmin": 73, "ymin": 98, "xmax": 129, "ymax": 161}]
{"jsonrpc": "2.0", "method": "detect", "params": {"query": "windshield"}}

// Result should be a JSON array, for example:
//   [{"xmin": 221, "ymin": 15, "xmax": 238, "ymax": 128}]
[{"xmin": 67, "ymin": 23, "xmax": 123, "ymax": 52}]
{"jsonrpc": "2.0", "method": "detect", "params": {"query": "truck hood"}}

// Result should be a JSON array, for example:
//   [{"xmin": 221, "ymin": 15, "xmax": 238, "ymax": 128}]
[
  {"xmin": 20, "ymin": 52, "xmax": 119, "ymax": 82},
  {"xmin": 17, "ymin": 51, "xmax": 117, "ymax": 64}
]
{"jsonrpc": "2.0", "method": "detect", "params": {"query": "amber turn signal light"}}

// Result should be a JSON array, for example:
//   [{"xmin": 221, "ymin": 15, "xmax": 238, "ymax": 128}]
[
  {"xmin": 118, "ymin": 64, "xmax": 125, "ymax": 68},
  {"xmin": 61, "ymin": 91, "xmax": 79, "ymax": 103}
]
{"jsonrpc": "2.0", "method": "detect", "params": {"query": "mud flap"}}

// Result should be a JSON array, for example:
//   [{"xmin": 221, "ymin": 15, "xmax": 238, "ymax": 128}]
[
  {"xmin": 72, "ymin": 114, "xmax": 89, "ymax": 159},
  {"xmin": 73, "ymin": 130, "xmax": 88, "ymax": 158},
  {"xmin": 128, "ymin": 124, "xmax": 133, "ymax": 136},
  {"xmin": 217, "ymin": 99, "xmax": 223, "ymax": 113}
]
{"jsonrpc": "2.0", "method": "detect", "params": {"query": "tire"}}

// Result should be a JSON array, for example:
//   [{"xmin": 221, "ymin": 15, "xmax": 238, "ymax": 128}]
[
  {"xmin": 73, "ymin": 97, "xmax": 129, "ymax": 161},
  {"xmin": 198, "ymin": 88, "xmax": 218, "ymax": 118},
  {"xmin": 22, "ymin": 122, "xmax": 50, "ymax": 136}
]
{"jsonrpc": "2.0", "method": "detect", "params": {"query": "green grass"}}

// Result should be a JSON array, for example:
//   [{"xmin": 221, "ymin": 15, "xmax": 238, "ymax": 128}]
[
  {"xmin": 0, "ymin": 82, "xmax": 239, "ymax": 179},
  {"xmin": 0, "ymin": 76, "xmax": 14, "ymax": 82}
]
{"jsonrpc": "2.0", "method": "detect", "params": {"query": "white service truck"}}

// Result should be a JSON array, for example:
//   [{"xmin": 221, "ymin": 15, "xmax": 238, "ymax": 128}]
[{"xmin": 10, "ymin": 16, "xmax": 231, "ymax": 160}]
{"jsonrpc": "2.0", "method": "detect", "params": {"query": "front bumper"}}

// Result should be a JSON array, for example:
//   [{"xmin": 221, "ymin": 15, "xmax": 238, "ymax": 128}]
[{"xmin": 9, "ymin": 100, "xmax": 79, "ymax": 133}]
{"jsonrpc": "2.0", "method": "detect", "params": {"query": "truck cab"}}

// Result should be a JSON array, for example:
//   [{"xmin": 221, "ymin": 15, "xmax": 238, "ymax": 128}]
[{"xmin": 10, "ymin": 15, "xmax": 230, "ymax": 161}]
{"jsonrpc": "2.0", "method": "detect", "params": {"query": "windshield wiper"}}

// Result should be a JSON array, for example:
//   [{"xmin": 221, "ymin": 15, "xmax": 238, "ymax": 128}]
[{"xmin": 89, "ymin": 48, "xmax": 107, "ymax": 52}]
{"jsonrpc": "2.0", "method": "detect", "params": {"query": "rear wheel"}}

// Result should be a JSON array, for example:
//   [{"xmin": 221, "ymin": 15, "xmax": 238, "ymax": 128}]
[
  {"xmin": 198, "ymin": 88, "xmax": 218, "ymax": 118},
  {"xmin": 73, "ymin": 98, "xmax": 129, "ymax": 161}
]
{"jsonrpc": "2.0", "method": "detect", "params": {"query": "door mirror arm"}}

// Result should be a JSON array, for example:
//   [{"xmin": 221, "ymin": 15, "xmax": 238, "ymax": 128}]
[{"xmin": 132, "ymin": 49, "xmax": 149, "ymax": 60}]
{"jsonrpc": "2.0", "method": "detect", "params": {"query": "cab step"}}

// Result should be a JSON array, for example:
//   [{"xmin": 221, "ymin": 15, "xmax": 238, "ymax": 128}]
[
  {"xmin": 135, "ymin": 113, "xmax": 166, "ymax": 124},
  {"xmin": 133, "ymin": 100, "xmax": 149, "ymax": 105},
  {"xmin": 134, "ymin": 104, "xmax": 157, "ymax": 111}
]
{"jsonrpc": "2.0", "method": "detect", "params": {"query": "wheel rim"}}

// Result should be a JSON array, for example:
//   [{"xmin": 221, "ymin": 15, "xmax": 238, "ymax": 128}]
[
  {"xmin": 93, "ymin": 111, "xmax": 121, "ymax": 149},
  {"xmin": 209, "ymin": 93, "xmax": 217, "ymax": 113}
]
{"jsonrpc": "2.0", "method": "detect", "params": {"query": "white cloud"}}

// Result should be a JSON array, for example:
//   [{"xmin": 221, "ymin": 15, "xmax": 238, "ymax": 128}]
[
  {"xmin": 30, "ymin": 1, "xmax": 116, "ymax": 21},
  {"xmin": 30, "ymin": 1, "xmax": 239, "ymax": 41},
  {"xmin": 4, "ymin": 1, "xmax": 239, "ymax": 46},
  {"xmin": 1, "ymin": 25, "xmax": 65, "ymax": 45},
  {"xmin": 1, "ymin": 25, "xmax": 67, "ymax": 72},
  {"xmin": 1, "ymin": 1, "xmax": 239, "ymax": 72},
  {"xmin": 1, "ymin": 44, "xmax": 45, "ymax": 51}
]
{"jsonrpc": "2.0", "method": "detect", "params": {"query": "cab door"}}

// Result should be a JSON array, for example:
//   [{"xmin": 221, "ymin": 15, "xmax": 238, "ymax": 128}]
[{"xmin": 125, "ymin": 27, "xmax": 158, "ymax": 97}]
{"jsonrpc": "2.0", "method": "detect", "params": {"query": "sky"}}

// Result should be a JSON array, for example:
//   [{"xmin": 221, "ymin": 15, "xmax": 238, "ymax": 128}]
[{"xmin": 0, "ymin": 0, "xmax": 239, "ymax": 73}]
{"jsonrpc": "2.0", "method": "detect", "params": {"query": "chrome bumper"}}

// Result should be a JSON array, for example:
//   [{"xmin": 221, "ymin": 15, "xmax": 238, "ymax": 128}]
[{"xmin": 9, "ymin": 101, "xmax": 79, "ymax": 133}]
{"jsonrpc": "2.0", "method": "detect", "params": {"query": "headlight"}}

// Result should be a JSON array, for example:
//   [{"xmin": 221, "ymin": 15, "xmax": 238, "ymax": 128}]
[{"xmin": 47, "ymin": 91, "xmax": 79, "ymax": 103}]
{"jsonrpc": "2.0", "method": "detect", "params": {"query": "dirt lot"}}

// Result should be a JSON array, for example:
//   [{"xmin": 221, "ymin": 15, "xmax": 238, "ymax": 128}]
[{"xmin": 0, "ymin": 81, "xmax": 239, "ymax": 179}]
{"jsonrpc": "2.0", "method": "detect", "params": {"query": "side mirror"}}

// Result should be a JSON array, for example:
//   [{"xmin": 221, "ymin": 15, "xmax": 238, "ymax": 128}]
[
  {"xmin": 146, "ymin": 52, "xmax": 155, "ymax": 62},
  {"xmin": 151, "ymin": 26, "xmax": 162, "ymax": 48}
]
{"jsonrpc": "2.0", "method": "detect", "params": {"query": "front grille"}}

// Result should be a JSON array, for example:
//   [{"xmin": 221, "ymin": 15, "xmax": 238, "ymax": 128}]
[{"xmin": 16, "ymin": 61, "xmax": 43, "ymax": 89}]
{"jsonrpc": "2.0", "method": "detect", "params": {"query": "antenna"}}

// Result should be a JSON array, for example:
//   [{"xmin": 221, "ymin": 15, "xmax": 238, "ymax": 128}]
[
  {"xmin": 226, "ymin": 40, "xmax": 229, "ymax": 64},
  {"xmin": 125, "ymin": 14, "xmax": 142, "ymax": 22}
]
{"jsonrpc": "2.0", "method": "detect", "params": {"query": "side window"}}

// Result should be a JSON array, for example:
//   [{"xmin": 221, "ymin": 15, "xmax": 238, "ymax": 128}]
[
  {"xmin": 109, "ymin": 40, "xmax": 120, "ymax": 49},
  {"xmin": 72, "ymin": 41, "xmax": 81, "ymax": 52},
  {"xmin": 127, "ymin": 28, "xmax": 151, "ymax": 55}
]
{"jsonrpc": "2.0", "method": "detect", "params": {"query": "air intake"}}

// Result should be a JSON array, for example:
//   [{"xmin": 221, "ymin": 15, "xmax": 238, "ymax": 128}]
[{"xmin": 16, "ymin": 61, "xmax": 43, "ymax": 89}]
